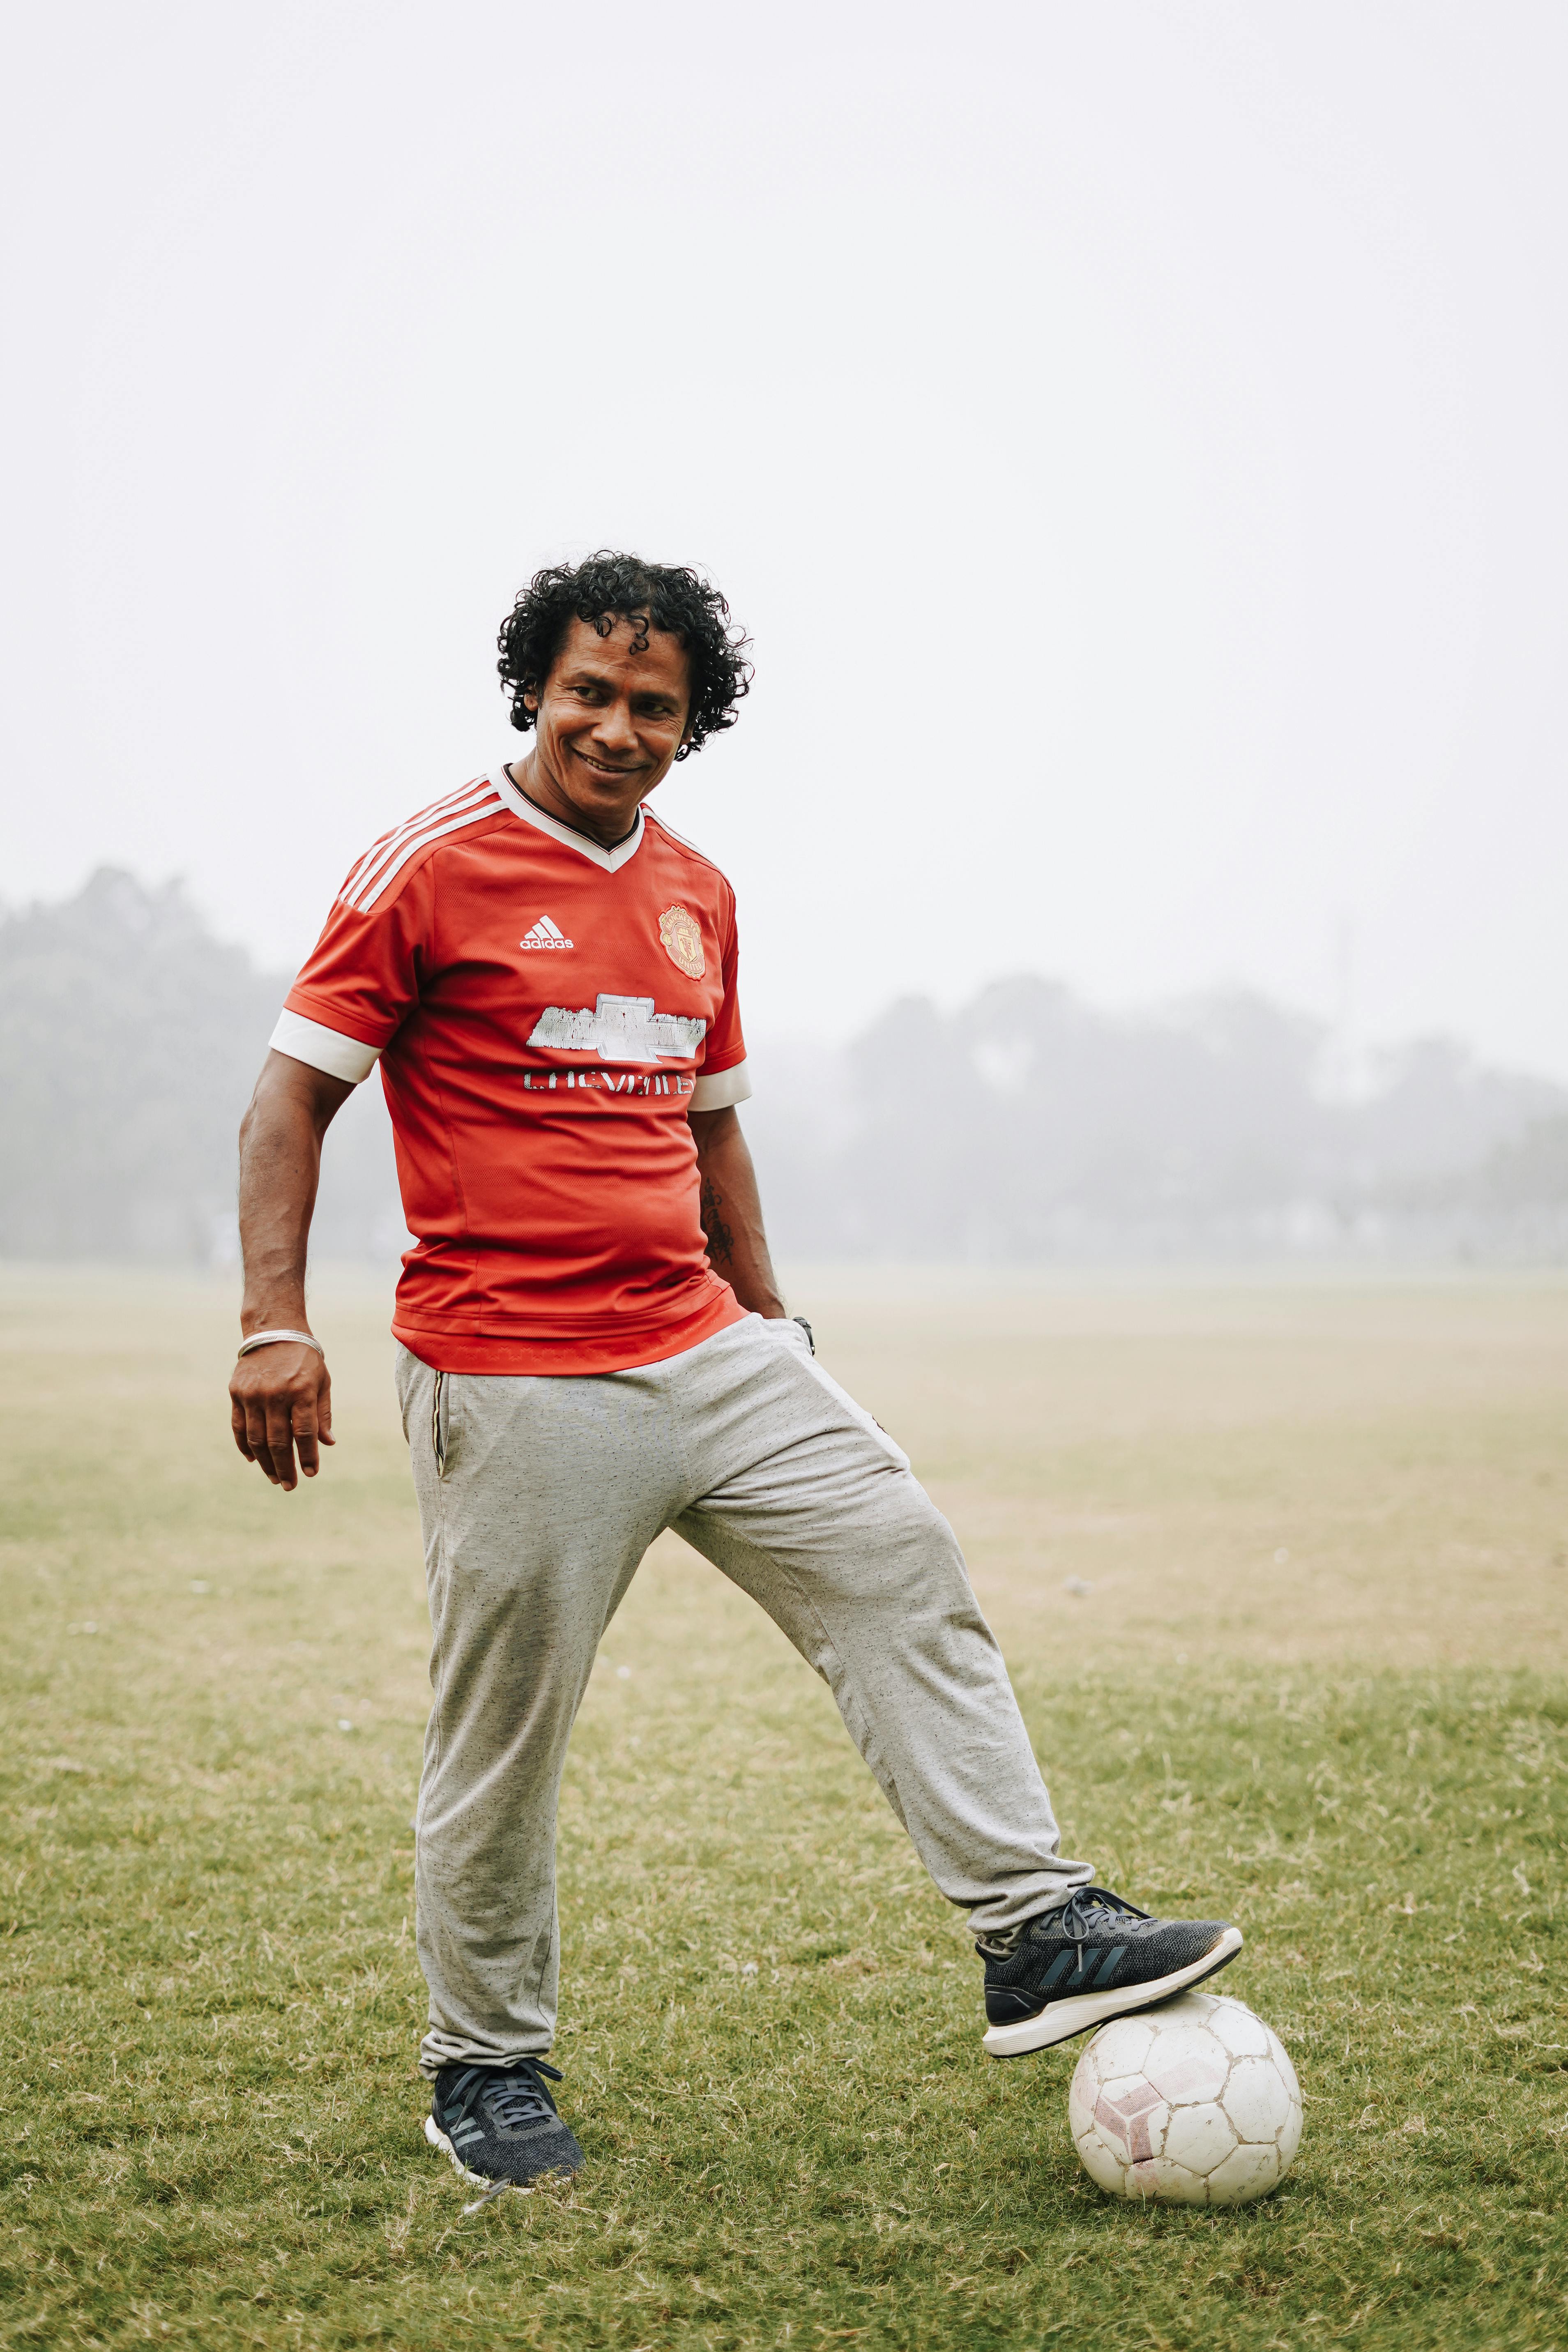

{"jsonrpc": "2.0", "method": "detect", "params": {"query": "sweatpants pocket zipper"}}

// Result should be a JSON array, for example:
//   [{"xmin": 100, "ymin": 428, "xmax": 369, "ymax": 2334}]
[{"xmin": 432, "ymin": 1372, "xmax": 447, "ymax": 1479}]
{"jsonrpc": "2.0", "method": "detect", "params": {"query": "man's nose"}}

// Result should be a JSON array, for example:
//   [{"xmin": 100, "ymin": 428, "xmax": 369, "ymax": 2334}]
[{"xmin": 592, "ymin": 699, "xmax": 638, "ymax": 752}]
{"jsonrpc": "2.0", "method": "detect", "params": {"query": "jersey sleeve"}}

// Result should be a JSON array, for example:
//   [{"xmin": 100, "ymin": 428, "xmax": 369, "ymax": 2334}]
[
  {"xmin": 690, "ymin": 885, "xmax": 751, "ymax": 1110},
  {"xmin": 269, "ymin": 859, "xmax": 433, "ymax": 1084}
]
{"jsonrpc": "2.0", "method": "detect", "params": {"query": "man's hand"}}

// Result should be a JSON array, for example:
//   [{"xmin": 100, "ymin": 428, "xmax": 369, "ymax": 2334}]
[
  {"xmin": 230, "ymin": 1049, "xmax": 355, "ymax": 1491},
  {"xmin": 229, "ymin": 1340, "xmax": 334, "ymax": 1490}
]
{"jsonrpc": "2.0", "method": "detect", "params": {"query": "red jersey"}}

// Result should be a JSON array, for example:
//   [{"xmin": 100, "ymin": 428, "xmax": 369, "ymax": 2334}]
[{"xmin": 270, "ymin": 767, "xmax": 753, "ymax": 1374}]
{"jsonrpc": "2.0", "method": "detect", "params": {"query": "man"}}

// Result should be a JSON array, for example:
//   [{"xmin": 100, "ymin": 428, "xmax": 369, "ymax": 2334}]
[{"xmin": 230, "ymin": 552, "xmax": 1241, "ymax": 2191}]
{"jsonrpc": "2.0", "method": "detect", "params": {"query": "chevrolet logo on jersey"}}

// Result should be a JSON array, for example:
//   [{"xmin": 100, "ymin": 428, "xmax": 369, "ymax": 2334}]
[{"xmin": 528, "ymin": 993, "xmax": 707, "ymax": 1063}]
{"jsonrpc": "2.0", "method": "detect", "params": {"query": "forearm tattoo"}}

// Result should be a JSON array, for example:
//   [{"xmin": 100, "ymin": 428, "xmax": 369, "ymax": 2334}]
[{"xmin": 700, "ymin": 1175, "xmax": 734, "ymax": 1268}]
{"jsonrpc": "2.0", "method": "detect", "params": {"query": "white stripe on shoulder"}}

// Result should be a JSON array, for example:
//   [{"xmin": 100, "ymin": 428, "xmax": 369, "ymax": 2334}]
[
  {"xmin": 342, "ymin": 786, "xmax": 507, "ymax": 913},
  {"xmin": 339, "ymin": 777, "xmax": 493, "ymax": 902},
  {"xmin": 340, "ymin": 778, "xmax": 499, "ymax": 905},
  {"xmin": 642, "ymin": 804, "xmax": 703, "ymax": 851},
  {"xmin": 642, "ymin": 804, "xmax": 730, "ymax": 878}
]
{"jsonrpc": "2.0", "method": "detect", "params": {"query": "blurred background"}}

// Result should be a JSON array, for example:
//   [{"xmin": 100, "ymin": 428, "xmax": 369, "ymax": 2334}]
[
  {"xmin": 9, "ymin": 22, "xmax": 1567, "ymax": 2332},
  {"xmin": 4, "ymin": 0, "xmax": 1566, "ymax": 1268}
]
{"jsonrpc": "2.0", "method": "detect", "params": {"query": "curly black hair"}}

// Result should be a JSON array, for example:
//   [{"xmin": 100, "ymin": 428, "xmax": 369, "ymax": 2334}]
[{"xmin": 497, "ymin": 551, "xmax": 752, "ymax": 760}]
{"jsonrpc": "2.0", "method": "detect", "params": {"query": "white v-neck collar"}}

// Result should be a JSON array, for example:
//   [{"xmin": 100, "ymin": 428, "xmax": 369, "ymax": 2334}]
[{"xmin": 490, "ymin": 767, "xmax": 647, "ymax": 874}]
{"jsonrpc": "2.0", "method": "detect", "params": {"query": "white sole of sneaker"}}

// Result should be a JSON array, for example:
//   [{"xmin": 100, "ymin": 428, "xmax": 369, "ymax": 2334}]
[
  {"xmin": 981, "ymin": 1925, "xmax": 1245, "ymax": 2057},
  {"xmin": 424, "ymin": 2112, "xmax": 533, "ymax": 2194}
]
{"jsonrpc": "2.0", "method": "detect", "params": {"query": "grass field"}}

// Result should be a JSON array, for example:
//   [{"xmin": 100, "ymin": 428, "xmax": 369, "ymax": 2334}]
[{"xmin": 2, "ymin": 1265, "xmax": 1566, "ymax": 2351}]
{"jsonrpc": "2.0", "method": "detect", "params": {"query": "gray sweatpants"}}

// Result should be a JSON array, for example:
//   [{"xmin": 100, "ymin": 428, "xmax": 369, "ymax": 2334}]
[{"xmin": 396, "ymin": 1313, "xmax": 1090, "ymax": 2074}]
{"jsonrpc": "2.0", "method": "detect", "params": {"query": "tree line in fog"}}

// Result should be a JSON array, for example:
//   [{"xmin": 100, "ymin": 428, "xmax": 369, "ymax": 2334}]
[{"xmin": 4, "ymin": 869, "xmax": 1566, "ymax": 1265}]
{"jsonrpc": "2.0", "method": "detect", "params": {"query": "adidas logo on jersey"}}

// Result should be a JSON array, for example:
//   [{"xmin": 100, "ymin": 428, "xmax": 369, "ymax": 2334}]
[{"xmin": 520, "ymin": 917, "xmax": 573, "ymax": 950}]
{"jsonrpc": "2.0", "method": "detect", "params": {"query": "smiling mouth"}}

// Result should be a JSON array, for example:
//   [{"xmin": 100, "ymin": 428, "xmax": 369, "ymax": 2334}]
[{"xmin": 571, "ymin": 746, "xmax": 641, "ymax": 779}]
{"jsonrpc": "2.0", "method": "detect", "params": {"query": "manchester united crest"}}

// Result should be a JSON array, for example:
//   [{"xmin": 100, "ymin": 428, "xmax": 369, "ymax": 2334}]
[{"xmin": 658, "ymin": 903, "xmax": 705, "ymax": 979}]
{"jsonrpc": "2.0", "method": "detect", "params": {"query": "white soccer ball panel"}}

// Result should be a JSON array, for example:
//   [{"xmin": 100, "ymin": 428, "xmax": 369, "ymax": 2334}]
[
  {"xmin": 1205, "ymin": 2140, "xmax": 1284, "ymax": 2205},
  {"xmin": 1160, "ymin": 2099, "xmax": 1238, "ymax": 2177},
  {"xmin": 1066, "ymin": 2061, "xmax": 1098, "ymax": 2145},
  {"xmin": 1143, "ymin": 2023, "xmax": 1229, "ymax": 2108},
  {"xmin": 1223, "ymin": 2055, "xmax": 1296, "ymax": 2146},
  {"xmin": 1204, "ymin": 1997, "xmax": 1274, "ymax": 2059},
  {"xmin": 1073, "ymin": 2121, "xmax": 1131, "ymax": 2196},
  {"xmin": 1129, "ymin": 2155, "xmax": 1209, "ymax": 2205},
  {"xmin": 1084, "ymin": 2013, "xmax": 1157, "ymax": 2083},
  {"xmin": 1145, "ymin": 1988, "xmax": 1223, "ymax": 2027},
  {"xmin": 1274, "ymin": 2084, "xmax": 1303, "ymax": 2169}
]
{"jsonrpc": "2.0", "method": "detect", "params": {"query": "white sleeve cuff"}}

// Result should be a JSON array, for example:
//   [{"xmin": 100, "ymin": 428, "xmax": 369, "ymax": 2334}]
[
  {"xmin": 269, "ymin": 1009, "xmax": 382, "ymax": 1085},
  {"xmin": 690, "ymin": 1057, "xmax": 753, "ymax": 1111}
]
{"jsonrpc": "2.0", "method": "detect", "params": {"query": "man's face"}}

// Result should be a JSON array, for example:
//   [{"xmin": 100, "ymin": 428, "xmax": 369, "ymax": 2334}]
[{"xmin": 525, "ymin": 615, "xmax": 691, "ymax": 839}]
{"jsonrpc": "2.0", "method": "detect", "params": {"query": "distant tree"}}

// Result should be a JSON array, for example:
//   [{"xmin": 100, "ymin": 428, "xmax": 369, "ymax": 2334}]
[
  {"xmin": 746, "ymin": 979, "xmax": 1568, "ymax": 1263},
  {"xmin": 0, "ymin": 871, "xmax": 274, "ymax": 1257},
  {"xmin": 0, "ymin": 870, "xmax": 401, "ymax": 1262}
]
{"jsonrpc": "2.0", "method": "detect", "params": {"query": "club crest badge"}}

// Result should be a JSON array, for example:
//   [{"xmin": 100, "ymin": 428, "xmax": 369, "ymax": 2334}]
[{"xmin": 658, "ymin": 904, "xmax": 705, "ymax": 979}]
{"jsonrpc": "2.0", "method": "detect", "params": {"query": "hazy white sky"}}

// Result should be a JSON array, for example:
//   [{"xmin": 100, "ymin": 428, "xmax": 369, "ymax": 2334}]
[{"xmin": 5, "ymin": 2, "xmax": 1566, "ymax": 1073}]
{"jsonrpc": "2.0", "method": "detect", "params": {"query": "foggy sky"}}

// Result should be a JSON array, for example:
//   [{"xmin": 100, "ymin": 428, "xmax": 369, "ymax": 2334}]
[{"xmin": 4, "ymin": 3, "xmax": 1566, "ymax": 1075}]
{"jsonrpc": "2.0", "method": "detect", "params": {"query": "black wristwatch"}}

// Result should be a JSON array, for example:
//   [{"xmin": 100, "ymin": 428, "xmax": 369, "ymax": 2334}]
[{"xmin": 792, "ymin": 1315, "xmax": 815, "ymax": 1356}]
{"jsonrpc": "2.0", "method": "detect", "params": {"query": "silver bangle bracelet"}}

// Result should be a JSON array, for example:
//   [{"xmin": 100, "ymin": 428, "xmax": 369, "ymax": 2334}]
[{"xmin": 237, "ymin": 1328, "xmax": 323, "ymax": 1359}]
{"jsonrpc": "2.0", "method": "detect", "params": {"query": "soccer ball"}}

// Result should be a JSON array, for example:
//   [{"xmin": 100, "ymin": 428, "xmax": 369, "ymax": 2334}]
[{"xmin": 1068, "ymin": 1989, "xmax": 1301, "ymax": 2205}]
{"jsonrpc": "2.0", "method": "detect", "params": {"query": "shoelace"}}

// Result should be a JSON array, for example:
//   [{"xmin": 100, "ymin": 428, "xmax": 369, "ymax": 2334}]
[
  {"xmin": 450, "ymin": 2057, "xmax": 564, "ymax": 2131},
  {"xmin": 976, "ymin": 1885, "xmax": 1155, "ymax": 1963},
  {"xmin": 1052, "ymin": 1886, "xmax": 1154, "ymax": 1940}
]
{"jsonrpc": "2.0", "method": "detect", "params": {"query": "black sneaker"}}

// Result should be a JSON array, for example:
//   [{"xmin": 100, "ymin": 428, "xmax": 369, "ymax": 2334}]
[
  {"xmin": 978, "ymin": 1886, "xmax": 1243, "ymax": 2057},
  {"xmin": 425, "ymin": 2058, "xmax": 584, "ymax": 2187}
]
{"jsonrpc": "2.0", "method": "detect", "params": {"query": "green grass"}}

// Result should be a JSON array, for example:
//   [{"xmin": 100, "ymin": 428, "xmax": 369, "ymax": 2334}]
[{"xmin": 2, "ymin": 1271, "xmax": 1566, "ymax": 2349}]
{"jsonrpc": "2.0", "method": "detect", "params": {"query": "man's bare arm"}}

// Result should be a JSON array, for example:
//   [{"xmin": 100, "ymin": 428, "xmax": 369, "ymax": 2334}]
[
  {"xmin": 688, "ymin": 1106, "xmax": 787, "ymax": 1319},
  {"xmin": 229, "ymin": 1050, "xmax": 355, "ymax": 1490}
]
